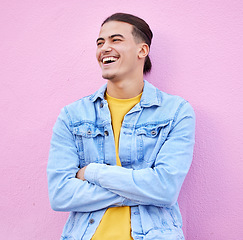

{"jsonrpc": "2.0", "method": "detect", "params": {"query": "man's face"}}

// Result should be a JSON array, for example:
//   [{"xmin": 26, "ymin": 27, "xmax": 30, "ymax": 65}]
[{"xmin": 96, "ymin": 21, "xmax": 141, "ymax": 81}]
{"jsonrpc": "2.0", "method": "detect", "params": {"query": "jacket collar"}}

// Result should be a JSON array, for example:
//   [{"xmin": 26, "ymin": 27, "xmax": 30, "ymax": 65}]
[{"xmin": 89, "ymin": 80, "xmax": 162, "ymax": 107}]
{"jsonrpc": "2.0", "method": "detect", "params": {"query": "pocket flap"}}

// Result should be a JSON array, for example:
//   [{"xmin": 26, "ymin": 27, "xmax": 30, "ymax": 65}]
[
  {"xmin": 136, "ymin": 121, "xmax": 170, "ymax": 137},
  {"xmin": 73, "ymin": 123, "xmax": 105, "ymax": 138}
]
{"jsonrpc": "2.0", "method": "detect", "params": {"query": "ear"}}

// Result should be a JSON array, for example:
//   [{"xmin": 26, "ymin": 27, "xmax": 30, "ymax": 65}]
[{"xmin": 138, "ymin": 43, "xmax": 149, "ymax": 59}]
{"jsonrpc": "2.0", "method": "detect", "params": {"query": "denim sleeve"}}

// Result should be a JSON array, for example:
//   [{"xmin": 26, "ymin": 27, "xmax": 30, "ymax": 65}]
[
  {"xmin": 47, "ymin": 108, "xmax": 137, "ymax": 212},
  {"xmin": 85, "ymin": 101, "xmax": 196, "ymax": 207}
]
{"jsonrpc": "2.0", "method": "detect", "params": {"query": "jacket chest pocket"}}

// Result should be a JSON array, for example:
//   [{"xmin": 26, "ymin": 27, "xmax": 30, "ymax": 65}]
[
  {"xmin": 73, "ymin": 123, "xmax": 105, "ymax": 168},
  {"xmin": 136, "ymin": 121, "xmax": 171, "ymax": 163}
]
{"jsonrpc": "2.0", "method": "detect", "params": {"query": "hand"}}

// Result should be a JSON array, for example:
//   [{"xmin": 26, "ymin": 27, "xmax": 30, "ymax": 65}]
[{"xmin": 76, "ymin": 166, "xmax": 88, "ymax": 181}]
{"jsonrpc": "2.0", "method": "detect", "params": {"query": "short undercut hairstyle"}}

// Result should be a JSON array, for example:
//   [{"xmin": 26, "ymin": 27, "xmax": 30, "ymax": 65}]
[{"xmin": 102, "ymin": 13, "xmax": 153, "ymax": 74}]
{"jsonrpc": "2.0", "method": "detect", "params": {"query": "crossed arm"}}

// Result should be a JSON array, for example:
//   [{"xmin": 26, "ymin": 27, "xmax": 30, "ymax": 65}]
[{"xmin": 47, "ymin": 103, "xmax": 195, "ymax": 212}]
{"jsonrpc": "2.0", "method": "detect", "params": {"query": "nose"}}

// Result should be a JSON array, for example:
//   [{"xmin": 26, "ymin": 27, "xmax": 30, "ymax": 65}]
[{"xmin": 100, "ymin": 41, "xmax": 112, "ymax": 53}]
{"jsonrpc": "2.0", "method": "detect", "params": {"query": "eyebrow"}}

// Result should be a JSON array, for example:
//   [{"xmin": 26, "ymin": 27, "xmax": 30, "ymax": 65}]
[{"xmin": 96, "ymin": 34, "xmax": 125, "ymax": 43}]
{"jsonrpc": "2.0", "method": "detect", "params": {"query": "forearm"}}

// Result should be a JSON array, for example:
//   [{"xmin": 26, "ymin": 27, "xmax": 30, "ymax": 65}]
[
  {"xmin": 48, "ymin": 169, "xmax": 138, "ymax": 212},
  {"xmin": 84, "ymin": 163, "xmax": 181, "ymax": 207}
]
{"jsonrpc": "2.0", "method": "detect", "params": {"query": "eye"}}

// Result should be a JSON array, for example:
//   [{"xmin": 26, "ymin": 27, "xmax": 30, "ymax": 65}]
[
  {"xmin": 97, "ymin": 41, "xmax": 104, "ymax": 46},
  {"xmin": 113, "ymin": 38, "xmax": 121, "ymax": 42}
]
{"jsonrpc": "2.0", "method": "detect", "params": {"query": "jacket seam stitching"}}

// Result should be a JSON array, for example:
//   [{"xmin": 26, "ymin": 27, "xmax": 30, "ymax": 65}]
[
  {"xmin": 171, "ymin": 100, "xmax": 188, "ymax": 129},
  {"xmin": 64, "ymin": 106, "xmax": 73, "ymax": 128}
]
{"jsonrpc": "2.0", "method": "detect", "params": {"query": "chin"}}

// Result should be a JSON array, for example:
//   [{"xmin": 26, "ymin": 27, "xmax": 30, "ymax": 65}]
[{"xmin": 102, "ymin": 72, "xmax": 116, "ymax": 80}]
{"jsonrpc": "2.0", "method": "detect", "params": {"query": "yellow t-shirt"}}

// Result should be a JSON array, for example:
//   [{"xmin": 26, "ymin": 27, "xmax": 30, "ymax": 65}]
[{"xmin": 91, "ymin": 92, "xmax": 142, "ymax": 240}]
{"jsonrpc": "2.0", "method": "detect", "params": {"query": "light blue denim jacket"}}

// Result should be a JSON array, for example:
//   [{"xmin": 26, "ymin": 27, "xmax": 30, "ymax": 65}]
[{"xmin": 47, "ymin": 80, "xmax": 195, "ymax": 240}]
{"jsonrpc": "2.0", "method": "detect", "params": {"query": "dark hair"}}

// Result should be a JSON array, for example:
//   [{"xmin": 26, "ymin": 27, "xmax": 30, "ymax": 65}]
[{"xmin": 102, "ymin": 13, "xmax": 153, "ymax": 74}]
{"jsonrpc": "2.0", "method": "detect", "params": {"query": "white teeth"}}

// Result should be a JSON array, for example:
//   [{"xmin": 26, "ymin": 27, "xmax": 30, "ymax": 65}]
[{"xmin": 102, "ymin": 57, "xmax": 118, "ymax": 64}]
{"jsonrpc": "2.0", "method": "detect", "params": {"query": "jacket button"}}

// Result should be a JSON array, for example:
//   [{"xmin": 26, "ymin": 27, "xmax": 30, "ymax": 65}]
[
  {"xmin": 89, "ymin": 218, "xmax": 95, "ymax": 224},
  {"xmin": 87, "ymin": 130, "xmax": 92, "ymax": 135},
  {"xmin": 104, "ymin": 130, "xmax": 109, "ymax": 136},
  {"xmin": 151, "ymin": 130, "xmax": 157, "ymax": 135},
  {"xmin": 100, "ymin": 102, "xmax": 104, "ymax": 108}
]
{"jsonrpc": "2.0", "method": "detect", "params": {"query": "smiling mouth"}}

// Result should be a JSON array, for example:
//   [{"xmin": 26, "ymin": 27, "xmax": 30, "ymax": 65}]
[{"xmin": 102, "ymin": 56, "xmax": 119, "ymax": 64}]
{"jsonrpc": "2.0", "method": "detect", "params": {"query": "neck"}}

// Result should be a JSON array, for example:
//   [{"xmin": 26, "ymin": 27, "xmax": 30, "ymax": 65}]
[{"xmin": 106, "ymin": 74, "xmax": 144, "ymax": 99}]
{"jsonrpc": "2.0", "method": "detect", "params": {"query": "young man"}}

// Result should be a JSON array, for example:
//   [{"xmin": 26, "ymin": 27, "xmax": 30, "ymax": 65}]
[{"xmin": 47, "ymin": 13, "xmax": 195, "ymax": 240}]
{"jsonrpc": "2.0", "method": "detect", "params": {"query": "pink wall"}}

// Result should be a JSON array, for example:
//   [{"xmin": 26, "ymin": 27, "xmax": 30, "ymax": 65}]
[{"xmin": 1, "ymin": 1, "xmax": 242, "ymax": 239}]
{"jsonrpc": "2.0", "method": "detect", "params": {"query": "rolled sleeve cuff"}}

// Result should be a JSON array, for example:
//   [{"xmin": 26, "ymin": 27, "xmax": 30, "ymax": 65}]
[{"xmin": 84, "ymin": 163, "xmax": 106, "ymax": 186}]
